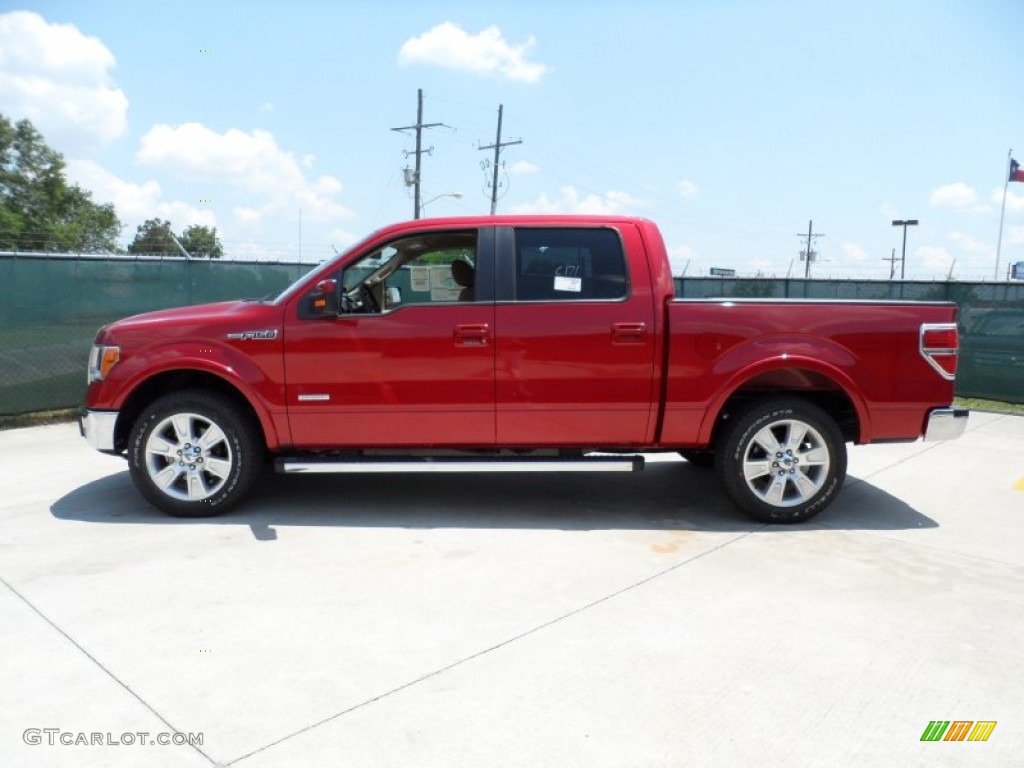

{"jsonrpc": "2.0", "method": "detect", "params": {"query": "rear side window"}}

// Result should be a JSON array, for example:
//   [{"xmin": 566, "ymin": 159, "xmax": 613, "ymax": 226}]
[{"xmin": 514, "ymin": 228, "xmax": 628, "ymax": 302}]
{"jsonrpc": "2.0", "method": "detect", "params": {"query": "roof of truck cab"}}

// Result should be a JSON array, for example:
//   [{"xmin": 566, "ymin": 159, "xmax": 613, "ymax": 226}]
[{"xmin": 374, "ymin": 214, "xmax": 657, "ymax": 233}]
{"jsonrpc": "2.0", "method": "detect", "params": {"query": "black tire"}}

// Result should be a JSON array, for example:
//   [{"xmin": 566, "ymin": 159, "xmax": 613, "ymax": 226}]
[
  {"xmin": 128, "ymin": 390, "xmax": 263, "ymax": 517},
  {"xmin": 716, "ymin": 397, "xmax": 846, "ymax": 524},
  {"xmin": 679, "ymin": 449, "xmax": 715, "ymax": 468}
]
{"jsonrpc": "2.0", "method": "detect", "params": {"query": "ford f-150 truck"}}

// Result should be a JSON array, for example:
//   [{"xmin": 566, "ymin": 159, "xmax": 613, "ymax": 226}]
[{"xmin": 80, "ymin": 215, "xmax": 968, "ymax": 523}]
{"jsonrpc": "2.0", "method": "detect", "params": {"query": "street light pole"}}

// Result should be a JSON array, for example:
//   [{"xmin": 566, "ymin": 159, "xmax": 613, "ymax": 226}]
[
  {"xmin": 419, "ymin": 192, "xmax": 463, "ymax": 215},
  {"xmin": 891, "ymin": 219, "xmax": 918, "ymax": 280}
]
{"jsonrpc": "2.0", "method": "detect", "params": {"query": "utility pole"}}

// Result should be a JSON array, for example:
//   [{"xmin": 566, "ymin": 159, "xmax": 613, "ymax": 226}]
[
  {"xmin": 391, "ymin": 88, "xmax": 445, "ymax": 219},
  {"xmin": 883, "ymin": 247, "xmax": 899, "ymax": 280},
  {"xmin": 797, "ymin": 220, "xmax": 824, "ymax": 278},
  {"xmin": 479, "ymin": 104, "xmax": 522, "ymax": 215}
]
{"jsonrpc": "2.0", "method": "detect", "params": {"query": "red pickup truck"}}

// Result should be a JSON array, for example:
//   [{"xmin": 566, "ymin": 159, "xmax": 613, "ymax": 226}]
[{"xmin": 81, "ymin": 215, "xmax": 967, "ymax": 523}]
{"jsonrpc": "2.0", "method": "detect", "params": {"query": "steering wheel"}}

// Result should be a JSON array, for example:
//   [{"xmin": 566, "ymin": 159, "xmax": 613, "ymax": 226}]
[
  {"xmin": 341, "ymin": 284, "xmax": 379, "ymax": 314},
  {"xmin": 360, "ymin": 284, "xmax": 379, "ymax": 313}
]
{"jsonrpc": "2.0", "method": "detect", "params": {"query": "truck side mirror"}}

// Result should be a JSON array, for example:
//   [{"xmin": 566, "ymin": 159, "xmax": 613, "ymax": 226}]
[{"xmin": 309, "ymin": 278, "xmax": 339, "ymax": 317}]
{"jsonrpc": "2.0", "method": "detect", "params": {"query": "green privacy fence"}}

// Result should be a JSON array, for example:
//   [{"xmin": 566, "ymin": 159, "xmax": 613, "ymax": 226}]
[
  {"xmin": 0, "ymin": 254, "xmax": 318, "ymax": 416},
  {"xmin": 674, "ymin": 277, "xmax": 1024, "ymax": 404},
  {"xmin": 2, "ymin": 257, "xmax": 1021, "ymax": 417}
]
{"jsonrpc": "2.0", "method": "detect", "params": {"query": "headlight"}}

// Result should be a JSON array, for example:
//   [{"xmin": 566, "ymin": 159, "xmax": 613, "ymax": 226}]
[{"xmin": 87, "ymin": 344, "xmax": 120, "ymax": 384}]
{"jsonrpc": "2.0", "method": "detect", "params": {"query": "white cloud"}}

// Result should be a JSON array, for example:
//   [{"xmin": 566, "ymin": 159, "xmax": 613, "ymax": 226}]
[
  {"xmin": 880, "ymin": 203, "xmax": 900, "ymax": 219},
  {"xmin": 929, "ymin": 182, "xmax": 978, "ymax": 208},
  {"xmin": 234, "ymin": 206, "xmax": 262, "ymax": 223},
  {"xmin": 66, "ymin": 159, "xmax": 215, "ymax": 239},
  {"xmin": 327, "ymin": 228, "xmax": 358, "ymax": 250},
  {"xmin": 992, "ymin": 188, "xmax": 1024, "ymax": 214},
  {"xmin": 949, "ymin": 231, "xmax": 991, "ymax": 256},
  {"xmin": 259, "ymin": 102, "xmax": 274, "ymax": 112},
  {"xmin": 398, "ymin": 22, "xmax": 548, "ymax": 83},
  {"xmin": 668, "ymin": 244, "xmax": 696, "ymax": 275},
  {"xmin": 841, "ymin": 243, "xmax": 870, "ymax": 262},
  {"xmin": 231, "ymin": 239, "xmax": 297, "ymax": 262},
  {"xmin": 916, "ymin": 244, "xmax": 954, "ymax": 272},
  {"xmin": 1008, "ymin": 225, "xmax": 1024, "ymax": 245},
  {"xmin": 509, "ymin": 160, "xmax": 539, "ymax": 175},
  {"xmin": 677, "ymin": 179, "xmax": 698, "ymax": 199},
  {"xmin": 511, "ymin": 186, "xmax": 646, "ymax": 215},
  {"xmin": 136, "ymin": 122, "xmax": 352, "ymax": 222},
  {"xmin": 0, "ymin": 11, "xmax": 128, "ymax": 152}
]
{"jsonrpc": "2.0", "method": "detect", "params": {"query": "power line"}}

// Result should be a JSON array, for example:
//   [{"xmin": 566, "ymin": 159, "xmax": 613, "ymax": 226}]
[
  {"xmin": 478, "ymin": 104, "xmax": 522, "ymax": 215},
  {"xmin": 390, "ymin": 88, "xmax": 446, "ymax": 219}
]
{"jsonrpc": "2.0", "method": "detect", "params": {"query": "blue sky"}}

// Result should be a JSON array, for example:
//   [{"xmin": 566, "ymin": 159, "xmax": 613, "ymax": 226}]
[{"xmin": 2, "ymin": 1, "xmax": 1022, "ymax": 279}]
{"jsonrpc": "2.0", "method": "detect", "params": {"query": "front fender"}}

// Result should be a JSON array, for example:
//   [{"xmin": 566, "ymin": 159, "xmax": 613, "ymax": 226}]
[{"xmin": 103, "ymin": 339, "xmax": 285, "ymax": 450}]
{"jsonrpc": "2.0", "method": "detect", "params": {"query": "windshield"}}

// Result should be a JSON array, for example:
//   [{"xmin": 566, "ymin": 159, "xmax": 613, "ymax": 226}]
[
  {"xmin": 272, "ymin": 225, "xmax": 388, "ymax": 305},
  {"xmin": 272, "ymin": 262, "xmax": 329, "ymax": 305}
]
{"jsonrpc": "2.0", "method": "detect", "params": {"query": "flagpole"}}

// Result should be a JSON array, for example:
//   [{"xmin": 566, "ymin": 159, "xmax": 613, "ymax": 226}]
[{"xmin": 995, "ymin": 148, "xmax": 1011, "ymax": 281}]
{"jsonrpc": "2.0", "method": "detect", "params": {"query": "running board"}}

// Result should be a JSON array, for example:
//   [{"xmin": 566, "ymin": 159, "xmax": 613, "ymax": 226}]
[{"xmin": 277, "ymin": 456, "xmax": 645, "ymax": 474}]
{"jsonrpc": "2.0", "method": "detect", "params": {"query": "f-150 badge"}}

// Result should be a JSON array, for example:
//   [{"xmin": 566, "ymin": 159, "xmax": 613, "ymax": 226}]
[{"xmin": 226, "ymin": 329, "xmax": 279, "ymax": 340}]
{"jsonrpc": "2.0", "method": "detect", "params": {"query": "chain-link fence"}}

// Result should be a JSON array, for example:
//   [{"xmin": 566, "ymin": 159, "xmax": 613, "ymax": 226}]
[
  {"xmin": 0, "ymin": 253, "xmax": 317, "ymax": 416},
  {"xmin": 675, "ymin": 277, "xmax": 1024, "ymax": 404},
  {"xmin": 2, "ymin": 258, "xmax": 1021, "ymax": 416}
]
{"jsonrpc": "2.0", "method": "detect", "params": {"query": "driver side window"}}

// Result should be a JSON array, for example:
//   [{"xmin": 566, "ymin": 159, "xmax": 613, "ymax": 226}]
[{"xmin": 339, "ymin": 230, "xmax": 477, "ymax": 314}]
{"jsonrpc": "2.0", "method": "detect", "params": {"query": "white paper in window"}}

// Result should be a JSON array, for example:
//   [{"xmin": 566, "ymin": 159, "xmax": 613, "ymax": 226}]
[
  {"xmin": 410, "ymin": 266, "xmax": 430, "ymax": 292},
  {"xmin": 554, "ymin": 276, "xmax": 582, "ymax": 293}
]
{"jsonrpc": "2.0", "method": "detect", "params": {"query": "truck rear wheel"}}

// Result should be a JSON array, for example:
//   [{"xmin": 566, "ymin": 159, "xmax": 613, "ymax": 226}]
[
  {"xmin": 128, "ymin": 390, "xmax": 262, "ymax": 517},
  {"xmin": 716, "ymin": 397, "xmax": 846, "ymax": 524}
]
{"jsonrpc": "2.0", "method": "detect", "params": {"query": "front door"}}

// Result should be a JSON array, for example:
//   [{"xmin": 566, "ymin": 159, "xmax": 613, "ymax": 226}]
[{"xmin": 284, "ymin": 228, "xmax": 495, "ymax": 448}]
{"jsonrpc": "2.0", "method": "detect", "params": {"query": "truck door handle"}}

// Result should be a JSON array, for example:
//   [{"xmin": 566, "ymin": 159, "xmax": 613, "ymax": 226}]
[
  {"xmin": 612, "ymin": 322, "xmax": 647, "ymax": 344},
  {"xmin": 454, "ymin": 323, "xmax": 490, "ymax": 346}
]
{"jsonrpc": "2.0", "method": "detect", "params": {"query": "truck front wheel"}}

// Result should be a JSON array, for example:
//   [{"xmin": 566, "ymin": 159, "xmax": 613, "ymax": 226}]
[
  {"xmin": 128, "ymin": 390, "xmax": 263, "ymax": 517},
  {"xmin": 717, "ymin": 397, "xmax": 846, "ymax": 524}
]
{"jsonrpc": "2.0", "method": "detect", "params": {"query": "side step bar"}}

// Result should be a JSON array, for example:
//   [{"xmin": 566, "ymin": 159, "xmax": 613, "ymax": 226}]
[{"xmin": 277, "ymin": 455, "xmax": 645, "ymax": 474}]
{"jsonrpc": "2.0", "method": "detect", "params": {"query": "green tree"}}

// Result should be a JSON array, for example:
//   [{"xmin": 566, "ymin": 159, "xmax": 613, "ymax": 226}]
[
  {"xmin": 128, "ymin": 220, "xmax": 225, "ymax": 258},
  {"xmin": 0, "ymin": 114, "xmax": 121, "ymax": 252},
  {"xmin": 179, "ymin": 224, "xmax": 223, "ymax": 258},
  {"xmin": 128, "ymin": 218, "xmax": 178, "ymax": 255}
]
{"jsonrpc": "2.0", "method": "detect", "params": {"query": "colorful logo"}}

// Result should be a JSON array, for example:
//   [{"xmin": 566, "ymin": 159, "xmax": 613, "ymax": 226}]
[{"xmin": 921, "ymin": 721, "xmax": 997, "ymax": 742}]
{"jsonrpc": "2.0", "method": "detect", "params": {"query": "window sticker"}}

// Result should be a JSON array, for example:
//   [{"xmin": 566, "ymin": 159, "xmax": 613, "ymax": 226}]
[
  {"xmin": 554, "ymin": 275, "xmax": 582, "ymax": 293},
  {"xmin": 429, "ymin": 265, "xmax": 461, "ymax": 301},
  {"xmin": 410, "ymin": 266, "xmax": 431, "ymax": 292}
]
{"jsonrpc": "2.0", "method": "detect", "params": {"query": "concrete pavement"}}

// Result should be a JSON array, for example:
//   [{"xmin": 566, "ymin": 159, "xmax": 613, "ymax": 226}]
[{"xmin": 1, "ymin": 412, "xmax": 1022, "ymax": 766}]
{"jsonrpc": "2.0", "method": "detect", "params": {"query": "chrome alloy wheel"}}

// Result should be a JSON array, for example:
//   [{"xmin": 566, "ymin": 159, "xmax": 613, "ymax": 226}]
[
  {"xmin": 144, "ymin": 412, "xmax": 234, "ymax": 501},
  {"xmin": 740, "ymin": 418, "xmax": 831, "ymax": 508}
]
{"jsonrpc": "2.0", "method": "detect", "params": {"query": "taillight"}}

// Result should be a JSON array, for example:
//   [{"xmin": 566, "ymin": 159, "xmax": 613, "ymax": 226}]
[{"xmin": 920, "ymin": 323, "xmax": 958, "ymax": 380}]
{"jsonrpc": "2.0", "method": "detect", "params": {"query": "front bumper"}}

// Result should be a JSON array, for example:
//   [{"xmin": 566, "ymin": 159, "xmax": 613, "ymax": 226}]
[
  {"xmin": 924, "ymin": 407, "xmax": 969, "ymax": 441},
  {"xmin": 79, "ymin": 408, "xmax": 119, "ymax": 452}
]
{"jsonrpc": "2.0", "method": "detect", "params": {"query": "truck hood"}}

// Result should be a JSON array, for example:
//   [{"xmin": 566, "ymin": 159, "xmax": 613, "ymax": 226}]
[{"xmin": 96, "ymin": 300, "xmax": 283, "ymax": 343}]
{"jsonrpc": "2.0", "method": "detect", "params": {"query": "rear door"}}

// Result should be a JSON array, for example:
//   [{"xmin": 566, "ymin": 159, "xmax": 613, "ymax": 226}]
[{"xmin": 493, "ymin": 224, "xmax": 658, "ymax": 445}]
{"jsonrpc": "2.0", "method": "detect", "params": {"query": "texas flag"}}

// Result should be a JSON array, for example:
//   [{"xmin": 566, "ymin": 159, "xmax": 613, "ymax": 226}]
[{"xmin": 1011, "ymin": 157, "xmax": 1024, "ymax": 182}]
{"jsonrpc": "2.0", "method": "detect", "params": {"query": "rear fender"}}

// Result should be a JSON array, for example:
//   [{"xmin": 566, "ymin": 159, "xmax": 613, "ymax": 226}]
[{"xmin": 698, "ymin": 348, "xmax": 871, "ymax": 445}]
